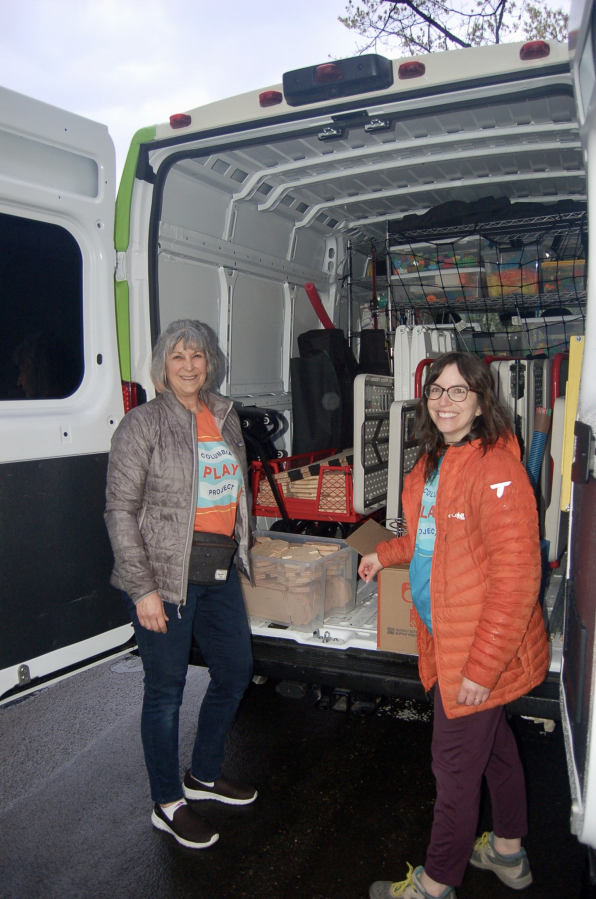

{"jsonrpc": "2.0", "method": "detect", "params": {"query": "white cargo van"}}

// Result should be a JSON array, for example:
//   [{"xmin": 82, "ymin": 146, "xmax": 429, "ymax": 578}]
[{"xmin": 1, "ymin": 0, "xmax": 596, "ymax": 855}]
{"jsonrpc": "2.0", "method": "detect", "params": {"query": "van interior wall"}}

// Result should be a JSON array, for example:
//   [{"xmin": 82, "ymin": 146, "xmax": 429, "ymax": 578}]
[
  {"xmin": 153, "ymin": 74, "xmax": 584, "ymax": 462},
  {"xmin": 157, "ymin": 160, "xmax": 341, "ymax": 453}
]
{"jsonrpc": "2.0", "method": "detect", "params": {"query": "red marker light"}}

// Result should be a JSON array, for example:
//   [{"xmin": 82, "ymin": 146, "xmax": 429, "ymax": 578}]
[
  {"xmin": 259, "ymin": 90, "xmax": 283, "ymax": 108},
  {"xmin": 519, "ymin": 40, "xmax": 550, "ymax": 60},
  {"xmin": 315, "ymin": 63, "xmax": 343, "ymax": 84},
  {"xmin": 121, "ymin": 381, "xmax": 139, "ymax": 414},
  {"xmin": 169, "ymin": 113, "xmax": 192, "ymax": 129},
  {"xmin": 398, "ymin": 61, "xmax": 426, "ymax": 79}
]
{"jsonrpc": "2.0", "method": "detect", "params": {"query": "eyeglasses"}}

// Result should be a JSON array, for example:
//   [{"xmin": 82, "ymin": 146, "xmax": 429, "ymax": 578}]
[{"xmin": 424, "ymin": 384, "xmax": 475, "ymax": 402}]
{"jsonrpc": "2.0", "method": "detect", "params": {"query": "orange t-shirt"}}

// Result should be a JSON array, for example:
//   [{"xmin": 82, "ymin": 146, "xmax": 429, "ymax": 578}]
[{"xmin": 193, "ymin": 406, "xmax": 242, "ymax": 536}]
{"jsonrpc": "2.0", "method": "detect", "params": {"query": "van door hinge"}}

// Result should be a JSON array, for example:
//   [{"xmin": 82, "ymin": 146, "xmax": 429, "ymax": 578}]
[{"xmin": 115, "ymin": 252, "xmax": 127, "ymax": 282}]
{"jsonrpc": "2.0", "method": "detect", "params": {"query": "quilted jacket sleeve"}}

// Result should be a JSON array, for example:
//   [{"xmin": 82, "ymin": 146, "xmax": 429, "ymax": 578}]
[
  {"xmin": 461, "ymin": 450, "xmax": 542, "ymax": 690},
  {"xmin": 104, "ymin": 407, "xmax": 159, "ymax": 604}
]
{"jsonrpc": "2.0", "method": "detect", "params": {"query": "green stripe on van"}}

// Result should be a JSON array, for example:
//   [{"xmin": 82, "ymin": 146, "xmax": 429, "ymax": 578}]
[
  {"xmin": 114, "ymin": 125, "xmax": 156, "ymax": 252},
  {"xmin": 115, "ymin": 279, "xmax": 131, "ymax": 381},
  {"xmin": 114, "ymin": 125, "xmax": 156, "ymax": 380}
]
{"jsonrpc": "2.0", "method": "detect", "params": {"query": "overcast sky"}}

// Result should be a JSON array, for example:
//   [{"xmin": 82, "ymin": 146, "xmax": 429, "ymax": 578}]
[
  {"xmin": 0, "ymin": 0, "xmax": 571, "ymax": 183},
  {"xmin": 0, "ymin": 0, "xmax": 360, "ymax": 181}
]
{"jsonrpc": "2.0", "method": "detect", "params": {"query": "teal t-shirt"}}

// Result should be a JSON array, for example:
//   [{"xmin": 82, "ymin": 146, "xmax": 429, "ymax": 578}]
[{"xmin": 408, "ymin": 457, "xmax": 443, "ymax": 634}]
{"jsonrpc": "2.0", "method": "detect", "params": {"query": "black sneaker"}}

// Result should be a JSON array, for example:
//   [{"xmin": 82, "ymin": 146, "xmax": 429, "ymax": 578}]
[
  {"xmin": 183, "ymin": 771, "xmax": 257, "ymax": 805},
  {"xmin": 151, "ymin": 801, "xmax": 219, "ymax": 849}
]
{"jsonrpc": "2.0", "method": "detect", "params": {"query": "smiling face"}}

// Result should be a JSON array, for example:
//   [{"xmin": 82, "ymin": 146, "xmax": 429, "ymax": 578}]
[
  {"xmin": 164, "ymin": 339, "xmax": 208, "ymax": 410},
  {"xmin": 427, "ymin": 363, "xmax": 482, "ymax": 444}
]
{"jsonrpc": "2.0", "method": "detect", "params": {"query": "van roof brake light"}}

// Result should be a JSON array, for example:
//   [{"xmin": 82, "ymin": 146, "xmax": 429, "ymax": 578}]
[{"xmin": 283, "ymin": 54, "xmax": 394, "ymax": 107}]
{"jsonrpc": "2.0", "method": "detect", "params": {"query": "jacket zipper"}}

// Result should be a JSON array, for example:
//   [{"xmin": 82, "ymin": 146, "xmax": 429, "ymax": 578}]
[
  {"xmin": 179, "ymin": 407, "xmax": 198, "ymax": 610},
  {"xmin": 428, "ymin": 447, "xmax": 450, "ymax": 686}
]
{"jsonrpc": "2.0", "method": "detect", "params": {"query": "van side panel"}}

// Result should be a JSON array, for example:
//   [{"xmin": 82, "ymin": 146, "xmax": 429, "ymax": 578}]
[{"xmin": 0, "ymin": 455, "xmax": 127, "ymax": 669}]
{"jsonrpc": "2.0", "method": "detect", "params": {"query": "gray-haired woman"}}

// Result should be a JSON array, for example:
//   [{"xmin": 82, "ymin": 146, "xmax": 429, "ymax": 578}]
[{"xmin": 105, "ymin": 319, "xmax": 256, "ymax": 850}]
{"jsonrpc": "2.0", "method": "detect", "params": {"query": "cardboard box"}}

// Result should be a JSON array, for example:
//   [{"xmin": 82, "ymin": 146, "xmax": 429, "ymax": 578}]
[
  {"xmin": 377, "ymin": 566, "xmax": 418, "ymax": 655},
  {"xmin": 345, "ymin": 518, "xmax": 418, "ymax": 656}
]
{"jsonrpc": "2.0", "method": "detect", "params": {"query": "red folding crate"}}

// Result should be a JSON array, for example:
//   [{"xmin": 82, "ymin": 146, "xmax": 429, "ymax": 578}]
[{"xmin": 251, "ymin": 449, "xmax": 364, "ymax": 523}]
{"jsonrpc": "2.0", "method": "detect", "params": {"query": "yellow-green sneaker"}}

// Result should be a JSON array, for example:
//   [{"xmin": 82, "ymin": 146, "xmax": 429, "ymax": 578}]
[
  {"xmin": 369, "ymin": 864, "xmax": 457, "ymax": 899},
  {"xmin": 469, "ymin": 832, "xmax": 532, "ymax": 890}
]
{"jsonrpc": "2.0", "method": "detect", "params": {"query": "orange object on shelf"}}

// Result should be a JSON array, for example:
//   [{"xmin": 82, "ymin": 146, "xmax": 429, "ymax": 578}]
[{"xmin": 487, "ymin": 265, "xmax": 539, "ymax": 296}]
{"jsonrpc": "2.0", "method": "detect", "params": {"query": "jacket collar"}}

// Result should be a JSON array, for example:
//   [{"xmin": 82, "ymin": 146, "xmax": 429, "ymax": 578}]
[{"xmin": 158, "ymin": 388, "xmax": 232, "ymax": 424}]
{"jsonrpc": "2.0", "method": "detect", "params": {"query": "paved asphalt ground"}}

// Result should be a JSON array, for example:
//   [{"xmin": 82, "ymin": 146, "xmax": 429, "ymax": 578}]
[{"xmin": 0, "ymin": 654, "xmax": 589, "ymax": 899}]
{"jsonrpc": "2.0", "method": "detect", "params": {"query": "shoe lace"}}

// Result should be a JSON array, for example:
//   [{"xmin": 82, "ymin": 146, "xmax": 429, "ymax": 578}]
[
  {"xmin": 390, "ymin": 863, "xmax": 416, "ymax": 897},
  {"xmin": 475, "ymin": 831, "xmax": 491, "ymax": 853}
]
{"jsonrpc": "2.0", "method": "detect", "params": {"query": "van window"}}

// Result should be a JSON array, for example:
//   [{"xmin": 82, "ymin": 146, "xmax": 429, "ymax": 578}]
[{"xmin": 0, "ymin": 212, "xmax": 84, "ymax": 400}]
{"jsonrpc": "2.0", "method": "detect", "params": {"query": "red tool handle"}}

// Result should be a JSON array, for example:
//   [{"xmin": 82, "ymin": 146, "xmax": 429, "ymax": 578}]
[
  {"xmin": 414, "ymin": 358, "xmax": 435, "ymax": 398},
  {"xmin": 304, "ymin": 283, "xmax": 334, "ymax": 330}
]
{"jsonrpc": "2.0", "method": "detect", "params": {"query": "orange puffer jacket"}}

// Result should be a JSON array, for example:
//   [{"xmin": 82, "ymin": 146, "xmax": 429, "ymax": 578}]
[{"xmin": 376, "ymin": 437, "xmax": 549, "ymax": 718}]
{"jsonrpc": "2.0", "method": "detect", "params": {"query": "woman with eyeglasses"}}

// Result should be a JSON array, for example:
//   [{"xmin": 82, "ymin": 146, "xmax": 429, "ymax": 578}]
[{"xmin": 359, "ymin": 352, "xmax": 548, "ymax": 899}]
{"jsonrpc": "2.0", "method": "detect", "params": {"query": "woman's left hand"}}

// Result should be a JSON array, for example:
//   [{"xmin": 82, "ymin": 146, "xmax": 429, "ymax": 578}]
[{"xmin": 456, "ymin": 676, "xmax": 491, "ymax": 707}]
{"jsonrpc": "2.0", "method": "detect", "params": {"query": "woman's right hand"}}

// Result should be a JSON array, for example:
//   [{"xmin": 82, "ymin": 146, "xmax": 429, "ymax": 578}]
[
  {"xmin": 136, "ymin": 592, "xmax": 169, "ymax": 633},
  {"xmin": 358, "ymin": 552, "xmax": 383, "ymax": 583}
]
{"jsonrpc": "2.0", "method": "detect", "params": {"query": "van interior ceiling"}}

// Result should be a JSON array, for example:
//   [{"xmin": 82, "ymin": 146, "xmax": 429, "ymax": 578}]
[{"xmin": 153, "ymin": 75, "xmax": 585, "ymax": 431}]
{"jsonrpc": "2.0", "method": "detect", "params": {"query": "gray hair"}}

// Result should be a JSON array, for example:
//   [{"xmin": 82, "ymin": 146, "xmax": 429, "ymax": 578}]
[{"xmin": 151, "ymin": 319, "xmax": 219, "ymax": 395}]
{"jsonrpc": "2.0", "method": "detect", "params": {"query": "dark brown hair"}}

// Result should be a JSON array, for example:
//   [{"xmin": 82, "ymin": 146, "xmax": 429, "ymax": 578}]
[{"xmin": 415, "ymin": 351, "xmax": 514, "ymax": 479}]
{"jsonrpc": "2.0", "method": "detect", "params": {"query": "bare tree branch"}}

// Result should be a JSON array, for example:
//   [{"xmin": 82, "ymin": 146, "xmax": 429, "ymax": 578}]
[
  {"xmin": 339, "ymin": 0, "xmax": 568, "ymax": 54},
  {"xmin": 389, "ymin": 0, "xmax": 471, "ymax": 47}
]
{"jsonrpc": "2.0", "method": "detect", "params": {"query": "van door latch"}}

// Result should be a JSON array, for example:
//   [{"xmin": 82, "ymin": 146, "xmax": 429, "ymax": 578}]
[{"xmin": 115, "ymin": 252, "xmax": 127, "ymax": 282}]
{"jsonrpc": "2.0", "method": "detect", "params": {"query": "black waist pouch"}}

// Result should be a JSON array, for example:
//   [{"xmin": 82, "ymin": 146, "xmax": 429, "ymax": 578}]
[{"xmin": 188, "ymin": 532, "xmax": 238, "ymax": 585}]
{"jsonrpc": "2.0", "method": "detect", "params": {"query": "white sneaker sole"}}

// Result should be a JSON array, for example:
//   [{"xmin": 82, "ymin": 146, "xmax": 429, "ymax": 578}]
[
  {"xmin": 151, "ymin": 810, "xmax": 219, "ymax": 848},
  {"xmin": 183, "ymin": 784, "xmax": 258, "ymax": 805}
]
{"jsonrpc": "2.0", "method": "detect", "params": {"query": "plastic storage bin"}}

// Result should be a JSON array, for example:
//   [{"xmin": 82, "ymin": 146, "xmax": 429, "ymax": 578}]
[
  {"xmin": 486, "ymin": 263, "xmax": 539, "ymax": 297},
  {"xmin": 540, "ymin": 259, "xmax": 586, "ymax": 295},
  {"xmin": 391, "ymin": 271, "xmax": 485, "ymax": 304},
  {"xmin": 468, "ymin": 331, "xmax": 525, "ymax": 356},
  {"xmin": 512, "ymin": 315, "xmax": 585, "ymax": 355},
  {"xmin": 241, "ymin": 531, "xmax": 358, "ymax": 630},
  {"xmin": 390, "ymin": 239, "xmax": 483, "ymax": 275}
]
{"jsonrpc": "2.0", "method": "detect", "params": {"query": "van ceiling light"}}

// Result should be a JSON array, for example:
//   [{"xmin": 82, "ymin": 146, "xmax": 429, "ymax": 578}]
[
  {"xmin": 520, "ymin": 40, "xmax": 550, "ymax": 60},
  {"xmin": 170, "ymin": 113, "xmax": 192, "ymax": 129},
  {"xmin": 398, "ymin": 61, "xmax": 426, "ymax": 79},
  {"xmin": 283, "ymin": 54, "xmax": 393, "ymax": 107},
  {"xmin": 315, "ymin": 63, "xmax": 343, "ymax": 84},
  {"xmin": 259, "ymin": 90, "xmax": 283, "ymax": 108}
]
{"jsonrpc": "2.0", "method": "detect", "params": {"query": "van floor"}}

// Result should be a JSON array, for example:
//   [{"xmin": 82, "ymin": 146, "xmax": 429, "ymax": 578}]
[{"xmin": 0, "ymin": 656, "xmax": 586, "ymax": 899}]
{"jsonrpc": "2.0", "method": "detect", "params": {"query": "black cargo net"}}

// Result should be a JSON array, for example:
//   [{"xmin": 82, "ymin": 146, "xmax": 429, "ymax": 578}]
[{"xmin": 353, "ymin": 209, "xmax": 588, "ymax": 360}]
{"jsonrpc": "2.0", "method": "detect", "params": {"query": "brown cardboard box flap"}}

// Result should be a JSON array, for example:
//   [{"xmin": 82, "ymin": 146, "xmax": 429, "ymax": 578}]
[{"xmin": 344, "ymin": 518, "xmax": 395, "ymax": 556}]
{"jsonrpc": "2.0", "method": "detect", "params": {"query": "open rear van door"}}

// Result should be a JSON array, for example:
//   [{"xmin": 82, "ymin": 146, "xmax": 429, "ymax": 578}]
[
  {"xmin": 0, "ymin": 87, "xmax": 132, "ymax": 701},
  {"xmin": 564, "ymin": 0, "xmax": 596, "ymax": 850}
]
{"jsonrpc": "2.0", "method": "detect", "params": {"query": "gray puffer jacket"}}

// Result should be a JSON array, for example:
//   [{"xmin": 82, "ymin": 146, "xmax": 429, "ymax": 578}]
[{"xmin": 105, "ymin": 390, "xmax": 252, "ymax": 606}]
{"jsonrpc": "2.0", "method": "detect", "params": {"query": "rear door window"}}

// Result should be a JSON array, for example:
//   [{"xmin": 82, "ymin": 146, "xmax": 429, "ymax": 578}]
[{"xmin": 0, "ymin": 211, "xmax": 83, "ymax": 400}]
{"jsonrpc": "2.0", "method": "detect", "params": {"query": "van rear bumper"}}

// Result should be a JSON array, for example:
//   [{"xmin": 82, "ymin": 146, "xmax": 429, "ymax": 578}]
[{"xmin": 190, "ymin": 636, "xmax": 561, "ymax": 720}]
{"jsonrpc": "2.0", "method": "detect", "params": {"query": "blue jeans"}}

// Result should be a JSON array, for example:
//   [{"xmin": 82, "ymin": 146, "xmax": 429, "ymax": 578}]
[{"xmin": 123, "ymin": 568, "xmax": 253, "ymax": 804}]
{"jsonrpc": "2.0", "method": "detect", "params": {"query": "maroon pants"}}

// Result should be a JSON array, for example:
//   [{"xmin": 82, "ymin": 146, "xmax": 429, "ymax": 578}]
[{"xmin": 424, "ymin": 685, "xmax": 528, "ymax": 887}]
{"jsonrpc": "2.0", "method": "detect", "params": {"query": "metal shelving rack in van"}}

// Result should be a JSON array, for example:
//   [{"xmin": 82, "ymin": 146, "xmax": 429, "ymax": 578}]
[{"xmin": 385, "ymin": 210, "xmax": 588, "ymax": 358}]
